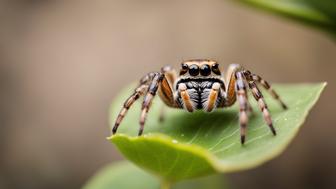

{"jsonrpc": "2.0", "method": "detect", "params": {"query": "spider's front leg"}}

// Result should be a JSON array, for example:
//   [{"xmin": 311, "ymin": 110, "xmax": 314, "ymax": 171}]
[
  {"xmin": 157, "ymin": 66, "xmax": 179, "ymax": 122},
  {"xmin": 138, "ymin": 73, "xmax": 164, "ymax": 135},
  {"xmin": 111, "ymin": 72, "xmax": 164, "ymax": 136},
  {"xmin": 235, "ymin": 71, "xmax": 250, "ymax": 144},
  {"xmin": 222, "ymin": 64, "xmax": 249, "ymax": 144},
  {"xmin": 224, "ymin": 64, "xmax": 287, "ymax": 144}
]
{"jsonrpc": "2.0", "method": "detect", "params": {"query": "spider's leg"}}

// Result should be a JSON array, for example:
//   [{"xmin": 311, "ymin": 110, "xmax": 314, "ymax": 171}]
[
  {"xmin": 245, "ymin": 71, "xmax": 287, "ymax": 109},
  {"xmin": 223, "ymin": 64, "xmax": 238, "ymax": 107},
  {"xmin": 248, "ymin": 80, "xmax": 276, "ymax": 136},
  {"xmin": 158, "ymin": 66, "xmax": 179, "ymax": 108},
  {"xmin": 223, "ymin": 64, "xmax": 255, "ymax": 144},
  {"xmin": 177, "ymin": 83, "xmax": 194, "ymax": 112},
  {"xmin": 112, "ymin": 72, "xmax": 157, "ymax": 135},
  {"xmin": 139, "ymin": 73, "xmax": 164, "ymax": 135},
  {"xmin": 112, "ymin": 84, "xmax": 148, "ymax": 134},
  {"xmin": 157, "ymin": 66, "xmax": 179, "ymax": 122},
  {"xmin": 222, "ymin": 64, "xmax": 247, "ymax": 143},
  {"xmin": 204, "ymin": 82, "xmax": 221, "ymax": 112},
  {"xmin": 161, "ymin": 65, "xmax": 177, "ymax": 86},
  {"xmin": 235, "ymin": 71, "xmax": 249, "ymax": 144}
]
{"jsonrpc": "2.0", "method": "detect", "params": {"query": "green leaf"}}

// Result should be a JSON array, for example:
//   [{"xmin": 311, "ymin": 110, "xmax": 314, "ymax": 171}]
[
  {"xmin": 235, "ymin": 0, "xmax": 336, "ymax": 36},
  {"xmin": 307, "ymin": 0, "xmax": 336, "ymax": 20},
  {"xmin": 83, "ymin": 161, "xmax": 229, "ymax": 189},
  {"xmin": 83, "ymin": 161, "xmax": 159, "ymax": 189},
  {"xmin": 108, "ymin": 83, "xmax": 326, "ymax": 182}
]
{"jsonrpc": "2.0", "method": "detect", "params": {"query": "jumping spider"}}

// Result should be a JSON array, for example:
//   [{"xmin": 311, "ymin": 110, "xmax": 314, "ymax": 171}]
[{"xmin": 112, "ymin": 59, "xmax": 287, "ymax": 144}]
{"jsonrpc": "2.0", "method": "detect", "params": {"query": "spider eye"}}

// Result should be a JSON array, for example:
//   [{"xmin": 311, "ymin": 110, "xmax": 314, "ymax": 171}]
[
  {"xmin": 179, "ymin": 63, "xmax": 189, "ymax": 75},
  {"xmin": 181, "ymin": 63, "xmax": 188, "ymax": 70},
  {"xmin": 200, "ymin": 64, "xmax": 211, "ymax": 76},
  {"xmin": 212, "ymin": 63, "xmax": 221, "ymax": 75},
  {"xmin": 189, "ymin": 64, "xmax": 199, "ymax": 76}
]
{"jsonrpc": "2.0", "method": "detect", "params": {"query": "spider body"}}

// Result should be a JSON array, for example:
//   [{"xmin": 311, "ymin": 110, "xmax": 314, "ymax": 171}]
[{"xmin": 112, "ymin": 59, "xmax": 287, "ymax": 144}]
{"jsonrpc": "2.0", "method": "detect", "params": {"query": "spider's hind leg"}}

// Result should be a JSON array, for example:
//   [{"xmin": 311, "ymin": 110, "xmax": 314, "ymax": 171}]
[
  {"xmin": 245, "ymin": 71, "xmax": 287, "ymax": 109},
  {"xmin": 248, "ymin": 80, "xmax": 276, "ymax": 136},
  {"xmin": 242, "ymin": 69, "xmax": 289, "ymax": 136}
]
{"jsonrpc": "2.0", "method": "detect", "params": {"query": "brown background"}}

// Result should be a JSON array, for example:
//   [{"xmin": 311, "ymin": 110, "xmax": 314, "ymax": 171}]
[{"xmin": 0, "ymin": 0, "xmax": 335, "ymax": 189}]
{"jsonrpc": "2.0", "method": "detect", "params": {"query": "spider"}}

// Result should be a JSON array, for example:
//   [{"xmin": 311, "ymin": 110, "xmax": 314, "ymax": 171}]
[{"xmin": 112, "ymin": 59, "xmax": 287, "ymax": 144}]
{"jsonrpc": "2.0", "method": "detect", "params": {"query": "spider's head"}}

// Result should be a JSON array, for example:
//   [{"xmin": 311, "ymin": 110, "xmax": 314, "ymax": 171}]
[{"xmin": 179, "ymin": 59, "xmax": 221, "ymax": 78}]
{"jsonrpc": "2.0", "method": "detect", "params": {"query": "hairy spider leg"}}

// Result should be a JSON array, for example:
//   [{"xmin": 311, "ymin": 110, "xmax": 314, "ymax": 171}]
[
  {"xmin": 112, "ymin": 72, "xmax": 156, "ymax": 135},
  {"xmin": 235, "ymin": 71, "xmax": 250, "ymax": 144},
  {"xmin": 245, "ymin": 71, "xmax": 287, "ymax": 110},
  {"xmin": 223, "ymin": 64, "xmax": 238, "ymax": 107},
  {"xmin": 247, "ymin": 79, "xmax": 276, "ymax": 136},
  {"xmin": 139, "ymin": 73, "xmax": 164, "ymax": 135},
  {"xmin": 223, "ymin": 64, "xmax": 281, "ymax": 144},
  {"xmin": 157, "ymin": 66, "xmax": 179, "ymax": 122},
  {"xmin": 221, "ymin": 64, "xmax": 249, "ymax": 144}
]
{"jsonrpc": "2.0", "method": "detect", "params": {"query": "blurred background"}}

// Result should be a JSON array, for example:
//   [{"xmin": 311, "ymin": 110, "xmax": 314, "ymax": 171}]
[{"xmin": 0, "ymin": 0, "xmax": 335, "ymax": 189}]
